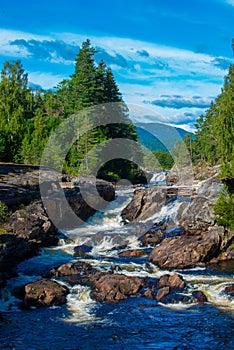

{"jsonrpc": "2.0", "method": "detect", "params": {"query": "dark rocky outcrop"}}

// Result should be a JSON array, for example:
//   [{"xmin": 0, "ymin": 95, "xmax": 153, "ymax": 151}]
[
  {"xmin": 0, "ymin": 234, "xmax": 39, "ymax": 287},
  {"xmin": 192, "ymin": 291, "xmax": 208, "ymax": 303},
  {"xmin": 3, "ymin": 201, "xmax": 59, "ymax": 247},
  {"xmin": 149, "ymin": 227, "xmax": 223, "ymax": 270},
  {"xmin": 22, "ymin": 279, "xmax": 69, "ymax": 308}
]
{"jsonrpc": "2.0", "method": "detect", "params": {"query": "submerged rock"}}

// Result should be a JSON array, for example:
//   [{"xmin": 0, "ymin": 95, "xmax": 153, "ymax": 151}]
[
  {"xmin": 73, "ymin": 244, "xmax": 93, "ymax": 258},
  {"xmin": 223, "ymin": 284, "xmax": 234, "ymax": 297},
  {"xmin": 22, "ymin": 279, "xmax": 69, "ymax": 308}
]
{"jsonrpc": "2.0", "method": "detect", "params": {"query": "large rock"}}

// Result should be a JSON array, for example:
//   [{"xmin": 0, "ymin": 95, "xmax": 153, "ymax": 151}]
[
  {"xmin": 158, "ymin": 273, "xmax": 186, "ymax": 290},
  {"xmin": 88, "ymin": 272, "xmax": 144, "ymax": 303},
  {"xmin": 44, "ymin": 179, "xmax": 115, "ymax": 229},
  {"xmin": 0, "ymin": 234, "xmax": 39, "ymax": 286},
  {"xmin": 4, "ymin": 201, "xmax": 59, "ymax": 247},
  {"xmin": 22, "ymin": 279, "xmax": 69, "ymax": 308},
  {"xmin": 49, "ymin": 262, "xmax": 95, "ymax": 278},
  {"xmin": 149, "ymin": 228, "xmax": 222, "ymax": 270},
  {"xmin": 139, "ymin": 228, "xmax": 164, "ymax": 246},
  {"xmin": 179, "ymin": 177, "xmax": 223, "ymax": 231},
  {"xmin": 121, "ymin": 187, "xmax": 167, "ymax": 222},
  {"xmin": 119, "ymin": 249, "xmax": 147, "ymax": 257}
]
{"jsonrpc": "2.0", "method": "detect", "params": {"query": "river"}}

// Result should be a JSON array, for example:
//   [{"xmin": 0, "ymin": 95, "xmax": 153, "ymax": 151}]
[{"xmin": 0, "ymin": 175, "xmax": 233, "ymax": 349}]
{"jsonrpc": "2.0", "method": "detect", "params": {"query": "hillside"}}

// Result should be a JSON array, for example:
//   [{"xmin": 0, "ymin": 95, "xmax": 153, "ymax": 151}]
[{"xmin": 136, "ymin": 122, "xmax": 193, "ymax": 151}]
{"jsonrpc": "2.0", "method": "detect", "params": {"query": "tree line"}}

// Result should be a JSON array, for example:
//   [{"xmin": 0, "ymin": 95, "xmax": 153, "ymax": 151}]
[{"xmin": 0, "ymin": 39, "xmax": 145, "ymax": 183}]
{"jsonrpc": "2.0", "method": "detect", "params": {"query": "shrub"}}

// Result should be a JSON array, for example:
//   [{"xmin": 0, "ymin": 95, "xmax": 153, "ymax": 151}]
[
  {"xmin": 214, "ymin": 184, "xmax": 234, "ymax": 229},
  {"xmin": 0, "ymin": 201, "xmax": 9, "ymax": 223}
]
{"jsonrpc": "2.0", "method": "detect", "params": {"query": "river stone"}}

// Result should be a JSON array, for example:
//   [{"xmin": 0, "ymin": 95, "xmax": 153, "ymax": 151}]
[
  {"xmin": 49, "ymin": 262, "xmax": 95, "ymax": 278},
  {"xmin": 192, "ymin": 291, "xmax": 208, "ymax": 303},
  {"xmin": 88, "ymin": 272, "xmax": 144, "ymax": 303},
  {"xmin": 156, "ymin": 287, "xmax": 171, "ymax": 301},
  {"xmin": 23, "ymin": 279, "xmax": 69, "ymax": 308},
  {"xmin": 223, "ymin": 284, "xmax": 234, "ymax": 297},
  {"xmin": 158, "ymin": 273, "xmax": 186, "ymax": 290},
  {"xmin": 121, "ymin": 187, "xmax": 167, "ymax": 222},
  {"xmin": 149, "ymin": 228, "xmax": 222, "ymax": 270},
  {"xmin": 119, "ymin": 249, "xmax": 147, "ymax": 257},
  {"xmin": 139, "ymin": 228, "xmax": 164, "ymax": 247}
]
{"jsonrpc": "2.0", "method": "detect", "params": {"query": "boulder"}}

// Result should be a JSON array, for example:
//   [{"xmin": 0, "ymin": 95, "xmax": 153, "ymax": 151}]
[
  {"xmin": 149, "ymin": 228, "xmax": 222, "ymax": 270},
  {"xmin": 88, "ymin": 272, "xmax": 144, "ymax": 303},
  {"xmin": 223, "ymin": 284, "xmax": 234, "ymax": 297},
  {"xmin": 139, "ymin": 228, "xmax": 164, "ymax": 247},
  {"xmin": 23, "ymin": 279, "xmax": 69, "ymax": 308},
  {"xmin": 119, "ymin": 249, "xmax": 147, "ymax": 257},
  {"xmin": 49, "ymin": 262, "xmax": 95, "ymax": 278},
  {"xmin": 4, "ymin": 201, "xmax": 59, "ymax": 247},
  {"xmin": 156, "ymin": 287, "xmax": 170, "ymax": 301},
  {"xmin": 192, "ymin": 291, "xmax": 208, "ymax": 303},
  {"xmin": 121, "ymin": 187, "xmax": 167, "ymax": 222},
  {"xmin": 0, "ymin": 234, "xmax": 39, "ymax": 285},
  {"xmin": 158, "ymin": 273, "xmax": 186, "ymax": 290},
  {"xmin": 73, "ymin": 244, "xmax": 93, "ymax": 258}
]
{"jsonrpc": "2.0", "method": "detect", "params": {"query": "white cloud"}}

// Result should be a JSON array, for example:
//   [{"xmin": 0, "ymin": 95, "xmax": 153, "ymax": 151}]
[
  {"xmin": 0, "ymin": 28, "xmax": 229, "ymax": 129},
  {"xmin": 225, "ymin": 0, "xmax": 234, "ymax": 6}
]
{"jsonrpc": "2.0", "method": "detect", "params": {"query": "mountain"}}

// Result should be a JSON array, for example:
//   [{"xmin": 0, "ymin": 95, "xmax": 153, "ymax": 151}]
[{"xmin": 136, "ymin": 122, "xmax": 193, "ymax": 151}]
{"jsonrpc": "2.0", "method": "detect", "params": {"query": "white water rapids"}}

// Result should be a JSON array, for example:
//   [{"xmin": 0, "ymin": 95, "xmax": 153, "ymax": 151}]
[{"xmin": 1, "ymin": 183, "xmax": 233, "ymax": 323}]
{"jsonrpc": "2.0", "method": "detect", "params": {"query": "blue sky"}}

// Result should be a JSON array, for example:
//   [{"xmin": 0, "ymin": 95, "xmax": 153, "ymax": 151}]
[{"xmin": 0, "ymin": 0, "xmax": 233, "ymax": 131}]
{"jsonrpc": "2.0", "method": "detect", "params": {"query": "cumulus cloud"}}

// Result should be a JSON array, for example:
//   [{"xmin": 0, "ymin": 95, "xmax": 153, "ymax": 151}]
[
  {"xmin": 211, "ymin": 57, "xmax": 232, "ymax": 70},
  {"xmin": 144, "ymin": 95, "xmax": 212, "ymax": 109},
  {"xmin": 10, "ymin": 39, "xmax": 79, "ymax": 64},
  {"xmin": 137, "ymin": 50, "xmax": 150, "ymax": 57}
]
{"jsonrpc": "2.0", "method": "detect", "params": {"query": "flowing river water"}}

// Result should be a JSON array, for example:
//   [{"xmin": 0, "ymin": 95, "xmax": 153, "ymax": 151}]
[{"xmin": 0, "ymin": 175, "xmax": 233, "ymax": 349}]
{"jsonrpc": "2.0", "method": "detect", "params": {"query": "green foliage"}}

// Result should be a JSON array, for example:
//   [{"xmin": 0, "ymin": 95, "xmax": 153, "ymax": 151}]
[
  {"xmin": 0, "ymin": 40, "xmax": 143, "ymax": 183},
  {"xmin": 0, "ymin": 201, "xmax": 9, "ymax": 223},
  {"xmin": 193, "ymin": 63, "xmax": 234, "ymax": 178},
  {"xmin": 153, "ymin": 151, "xmax": 174, "ymax": 170},
  {"xmin": 214, "ymin": 184, "xmax": 234, "ymax": 229}
]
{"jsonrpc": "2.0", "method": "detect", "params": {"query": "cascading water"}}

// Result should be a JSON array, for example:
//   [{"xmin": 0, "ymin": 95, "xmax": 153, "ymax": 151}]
[{"xmin": 0, "ymin": 178, "xmax": 233, "ymax": 350}]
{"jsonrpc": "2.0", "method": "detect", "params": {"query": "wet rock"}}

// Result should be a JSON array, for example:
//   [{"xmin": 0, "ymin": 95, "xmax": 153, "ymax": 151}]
[
  {"xmin": 4, "ymin": 201, "xmax": 59, "ymax": 247},
  {"xmin": 74, "ymin": 245, "xmax": 93, "ymax": 258},
  {"xmin": 49, "ymin": 262, "xmax": 95, "ymax": 278},
  {"xmin": 158, "ymin": 273, "xmax": 186, "ymax": 290},
  {"xmin": 119, "ymin": 249, "xmax": 147, "ymax": 257},
  {"xmin": 121, "ymin": 187, "xmax": 167, "ymax": 222},
  {"xmin": 139, "ymin": 228, "xmax": 164, "ymax": 247},
  {"xmin": 223, "ymin": 284, "xmax": 234, "ymax": 297},
  {"xmin": 142, "ymin": 289, "xmax": 155, "ymax": 299},
  {"xmin": 180, "ymin": 177, "xmax": 223, "ymax": 231},
  {"xmin": 0, "ymin": 234, "xmax": 39, "ymax": 284},
  {"xmin": 23, "ymin": 279, "xmax": 69, "ymax": 308},
  {"xmin": 156, "ymin": 287, "xmax": 170, "ymax": 301},
  {"xmin": 88, "ymin": 272, "xmax": 144, "ymax": 303},
  {"xmin": 192, "ymin": 291, "xmax": 208, "ymax": 303},
  {"xmin": 149, "ymin": 228, "xmax": 222, "ymax": 270}
]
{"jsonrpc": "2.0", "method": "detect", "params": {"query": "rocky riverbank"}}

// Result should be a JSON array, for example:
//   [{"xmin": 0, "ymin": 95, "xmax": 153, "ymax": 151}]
[
  {"xmin": 121, "ymin": 167, "xmax": 234, "ymax": 269},
  {"xmin": 0, "ymin": 163, "xmax": 115, "ymax": 290}
]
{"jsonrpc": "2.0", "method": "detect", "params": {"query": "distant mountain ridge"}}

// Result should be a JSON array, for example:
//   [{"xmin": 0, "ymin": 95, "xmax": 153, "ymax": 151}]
[{"xmin": 136, "ymin": 122, "xmax": 193, "ymax": 151}]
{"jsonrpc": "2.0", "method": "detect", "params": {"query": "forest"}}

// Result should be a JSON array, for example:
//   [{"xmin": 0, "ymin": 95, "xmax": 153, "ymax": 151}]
[{"xmin": 0, "ymin": 39, "xmax": 233, "ymax": 197}]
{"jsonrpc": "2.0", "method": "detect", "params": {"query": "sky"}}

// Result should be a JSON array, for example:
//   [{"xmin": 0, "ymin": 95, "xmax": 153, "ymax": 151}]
[{"xmin": 0, "ymin": 0, "xmax": 233, "ymax": 132}]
